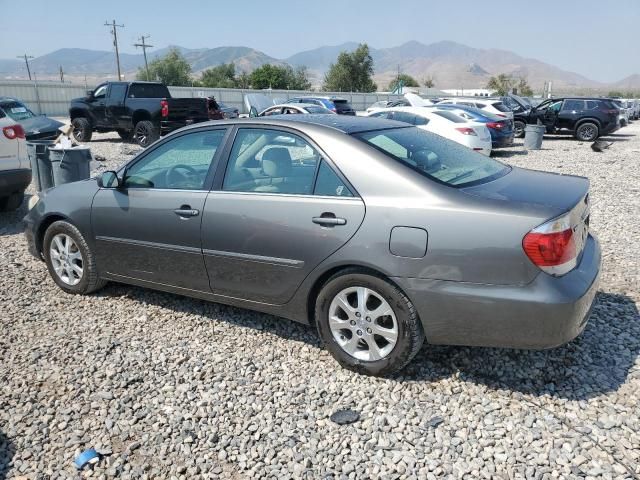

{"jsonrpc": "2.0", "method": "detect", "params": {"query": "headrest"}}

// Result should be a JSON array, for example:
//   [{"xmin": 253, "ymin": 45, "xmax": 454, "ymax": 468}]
[
  {"xmin": 262, "ymin": 147, "xmax": 292, "ymax": 177},
  {"xmin": 412, "ymin": 149, "xmax": 440, "ymax": 172}
]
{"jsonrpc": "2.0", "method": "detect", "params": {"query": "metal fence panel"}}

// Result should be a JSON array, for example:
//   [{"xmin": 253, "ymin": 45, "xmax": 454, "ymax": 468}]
[{"xmin": 0, "ymin": 80, "xmax": 404, "ymax": 117}]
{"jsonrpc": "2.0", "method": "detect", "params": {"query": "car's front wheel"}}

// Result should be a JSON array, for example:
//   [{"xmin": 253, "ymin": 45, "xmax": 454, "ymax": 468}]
[
  {"xmin": 514, "ymin": 120, "xmax": 526, "ymax": 138},
  {"xmin": 71, "ymin": 117, "xmax": 92, "ymax": 143},
  {"xmin": 575, "ymin": 122, "xmax": 599, "ymax": 141},
  {"xmin": 315, "ymin": 269, "xmax": 424, "ymax": 376},
  {"xmin": 43, "ymin": 220, "xmax": 107, "ymax": 295}
]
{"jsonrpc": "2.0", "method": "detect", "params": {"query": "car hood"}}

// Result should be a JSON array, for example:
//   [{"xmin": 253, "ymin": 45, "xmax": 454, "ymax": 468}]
[
  {"xmin": 461, "ymin": 166, "xmax": 589, "ymax": 218},
  {"xmin": 21, "ymin": 115, "xmax": 65, "ymax": 136}
]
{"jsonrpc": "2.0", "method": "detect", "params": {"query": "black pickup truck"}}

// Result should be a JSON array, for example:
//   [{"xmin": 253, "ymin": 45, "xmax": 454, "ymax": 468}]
[{"xmin": 69, "ymin": 82, "xmax": 209, "ymax": 147}]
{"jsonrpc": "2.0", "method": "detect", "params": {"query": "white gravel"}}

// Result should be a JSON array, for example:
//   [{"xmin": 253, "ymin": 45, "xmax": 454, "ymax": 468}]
[{"xmin": 1, "ymin": 123, "xmax": 639, "ymax": 479}]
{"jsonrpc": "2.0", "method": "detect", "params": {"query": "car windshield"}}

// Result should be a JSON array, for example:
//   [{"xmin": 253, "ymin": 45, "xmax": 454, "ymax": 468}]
[
  {"xmin": 0, "ymin": 101, "xmax": 36, "ymax": 121},
  {"xmin": 354, "ymin": 127, "xmax": 510, "ymax": 187}
]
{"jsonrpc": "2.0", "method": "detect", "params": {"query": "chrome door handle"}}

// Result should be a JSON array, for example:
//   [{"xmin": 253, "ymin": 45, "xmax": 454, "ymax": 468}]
[
  {"xmin": 312, "ymin": 216, "xmax": 346, "ymax": 226},
  {"xmin": 174, "ymin": 208, "xmax": 200, "ymax": 218}
]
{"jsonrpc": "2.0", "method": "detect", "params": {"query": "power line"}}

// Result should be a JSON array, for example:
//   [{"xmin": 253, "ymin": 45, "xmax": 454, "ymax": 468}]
[
  {"xmin": 134, "ymin": 35, "xmax": 154, "ymax": 80},
  {"xmin": 17, "ymin": 54, "xmax": 34, "ymax": 81},
  {"xmin": 104, "ymin": 20, "xmax": 125, "ymax": 80}
]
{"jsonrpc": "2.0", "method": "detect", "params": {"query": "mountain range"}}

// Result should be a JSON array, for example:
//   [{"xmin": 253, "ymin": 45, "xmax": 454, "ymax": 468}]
[{"xmin": 1, "ymin": 41, "xmax": 637, "ymax": 92}]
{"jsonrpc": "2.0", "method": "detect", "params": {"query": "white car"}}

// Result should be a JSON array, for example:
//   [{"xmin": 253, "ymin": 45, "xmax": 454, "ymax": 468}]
[
  {"xmin": 368, "ymin": 106, "xmax": 492, "ymax": 155},
  {"xmin": 437, "ymin": 98, "xmax": 514, "ymax": 119},
  {"xmin": 366, "ymin": 100, "xmax": 390, "ymax": 114},
  {"xmin": 257, "ymin": 103, "xmax": 335, "ymax": 117},
  {"xmin": 0, "ymin": 115, "xmax": 29, "ymax": 211}
]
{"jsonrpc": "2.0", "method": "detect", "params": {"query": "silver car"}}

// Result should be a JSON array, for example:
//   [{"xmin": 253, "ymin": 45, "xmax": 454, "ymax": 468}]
[{"xmin": 24, "ymin": 116, "xmax": 601, "ymax": 376}]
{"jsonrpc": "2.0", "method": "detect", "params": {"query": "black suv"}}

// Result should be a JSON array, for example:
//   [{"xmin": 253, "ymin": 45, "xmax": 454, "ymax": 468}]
[
  {"xmin": 528, "ymin": 97, "xmax": 620, "ymax": 141},
  {"xmin": 288, "ymin": 96, "xmax": 356, "ymax": 115}
]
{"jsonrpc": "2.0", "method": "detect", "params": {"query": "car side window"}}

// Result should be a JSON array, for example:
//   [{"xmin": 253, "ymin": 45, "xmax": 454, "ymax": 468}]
[
  {"xmin": 314, "ymin": 160, "xmax": 354, "ymax": 197},
  {"xmin": 93, "ymin": 85, "xmax": 107, "ymax": 99},
  {"xmin": 562, "ymin": 100, "xmax": 584, "ymax": 111},
  {"xmin": 123, "ymin": 129, "xmax": 226, "ymax": 190},
  {"xmin": 223, "ymin": 128, "xmax": 319, "ymax": 195}
]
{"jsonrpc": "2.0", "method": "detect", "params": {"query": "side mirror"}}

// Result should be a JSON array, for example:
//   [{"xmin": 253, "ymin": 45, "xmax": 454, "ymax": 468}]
[
  {"xmin": 97, "ymin": 170, "xmax": 121, "ymax": 188},
  {"xmin": 86, "ymin": 89, "xmax": 94, "ymax": 97}
]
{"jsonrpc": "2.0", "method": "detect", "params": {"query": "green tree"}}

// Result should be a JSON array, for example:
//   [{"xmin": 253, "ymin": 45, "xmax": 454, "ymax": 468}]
[
  {"xmin": 515, "ymin": 77, "xmax": 534, "ymax": 96},
  {"xmin": 607, "ymin": 90, "xmax": 624, "ymax": 98},
  {"xmin": 387, "ymin": 73, "xmax": 419, "ymax": 92},
  {"xmin": 137, "ymin": 48, "xmax": 192, "ymax": 86},
  {"xmin": 486, "ymin": 74, "xmax": 515, "ymax": 96},
  {"xmin": 199, "ymin": 63, "xmax": 237, "ymax": 88},
  {"xmin": 249, "ymin": 64, "xmax": 311, "ymax": 90},
  {"xmin": 237, "ymin": 71, "xmax": 251, "ymax": 89},
  {"xmin": 323, "ymin": 43, "xmax": 377, "ymax": 92},
  {"xmin": 423, "ymin": 76, "xmax": 435, "ymax": 88}
]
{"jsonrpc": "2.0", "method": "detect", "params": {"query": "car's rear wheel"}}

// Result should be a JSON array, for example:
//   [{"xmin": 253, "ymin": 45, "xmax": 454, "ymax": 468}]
[
  {"xmin": 133, "ymin": 120, "xmax": 159, "ymax": 147},
  {"xmin": 575, "ymin": 122, "xmax": 599, "ymax": 141},
  {"xmin": 71, "ymin": 117, "xmax": 92, "ymax": 143},
  {"xmin": 514, "ymin": 120, "xmax": 526, "ymax": 138},
  {"xmin": 43, "ymin": 220, "xmax": 107, "ymax": 295},
  {"xmin": 315, "ymin": 269, "xmax": 424, "ymax": 376},
  {"xmin": 0, "ymin": 192, "xmax": 24, "ymax": 212}
]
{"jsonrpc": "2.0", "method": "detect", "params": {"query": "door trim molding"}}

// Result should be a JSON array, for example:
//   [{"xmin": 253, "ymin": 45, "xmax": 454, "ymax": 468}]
[
  {"xmin": 96, "ymin": 235, "xmax": 202, "ymax": 255},
  {"xmin": 202, "ymin": 248, "xmax": 304, "ymax": 268}
]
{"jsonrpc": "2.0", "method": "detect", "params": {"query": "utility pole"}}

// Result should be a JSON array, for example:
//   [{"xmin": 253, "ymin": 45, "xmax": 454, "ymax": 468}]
[
  {"xmin": 104, "ymin": 20, "xmax": 125, "ymax": 80},
  {"xmin": 17, "ymin": 54, "xmax": 34, "ymax": 80},
  {"xmin": 134, "ymin": 35, "xmax": 154, "ymax": 80},
  {"xmin": 59, "ymin": 65, "xmax": 64, "ymax": 83}
]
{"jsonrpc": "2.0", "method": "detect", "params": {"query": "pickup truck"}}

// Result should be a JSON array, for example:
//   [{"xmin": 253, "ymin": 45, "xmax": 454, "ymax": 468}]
[{"xmin": 69, "ymin": 81, "xmax": 209, "ymax": 147}]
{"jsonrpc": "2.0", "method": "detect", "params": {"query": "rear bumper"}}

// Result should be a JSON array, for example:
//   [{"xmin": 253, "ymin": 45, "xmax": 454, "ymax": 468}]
[
  {"xmin": 0, "ymin": 168, "xmax": 31, "ymax": 195},
  {"xmin": 395, "ymin": 234, "xmax": 601, "ymax": 349},
  {"xmin": 490, "ymin": 133, "xmax": 515, "ymax": 148}
]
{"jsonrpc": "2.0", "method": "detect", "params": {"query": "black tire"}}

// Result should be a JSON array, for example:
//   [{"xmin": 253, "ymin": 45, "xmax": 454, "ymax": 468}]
[
  {"xmin": 43, "ymin": 220, "xmax": 107, "ymax": 295},
  {"xmin": 514, "ymin": 120, "xmax": 526, "ymax": 138},
  {"xmin": 133, "ymin": 120, "xmax": 159, "ymax": 147},
  {"xmin": 315, "ymin": 268, "xmax": 424, "ymax": 376},
  {"xmin": 71, "ymin": 117, "xmax": 92, "ymax": 143},
  {"xmin": 117, "ymin": 129, "xmax": 133, "ymax": 141},
  {"xmin": 0, "ymin": 192, "xmax": 24, "ymax": 212},
  {"xmin": 574, "ymin": 122, "xmax": 599, "ymax": 142}
]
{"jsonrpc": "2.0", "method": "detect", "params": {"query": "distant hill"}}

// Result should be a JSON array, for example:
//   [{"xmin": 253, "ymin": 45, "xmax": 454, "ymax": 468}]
[{"xmin": 0, "ymin": 41, "xmax": 636, "ymax": 92}]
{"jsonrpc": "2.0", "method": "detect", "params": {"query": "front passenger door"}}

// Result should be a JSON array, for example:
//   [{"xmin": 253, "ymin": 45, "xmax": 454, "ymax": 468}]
[{"xmin": 92, "ymin": 128, "xmax": 228, "ymax": 292}]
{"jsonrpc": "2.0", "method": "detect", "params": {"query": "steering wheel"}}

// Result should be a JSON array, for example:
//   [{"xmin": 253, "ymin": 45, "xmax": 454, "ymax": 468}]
[{"xmin": 165, "ymin": 164, "xmax": 199, "ymax": 188}]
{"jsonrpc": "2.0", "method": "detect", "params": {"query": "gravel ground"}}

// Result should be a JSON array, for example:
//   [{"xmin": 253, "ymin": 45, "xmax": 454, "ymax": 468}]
[{"xmin": 1, "ymin": 123, "xmax": 639, "ymax": 479}]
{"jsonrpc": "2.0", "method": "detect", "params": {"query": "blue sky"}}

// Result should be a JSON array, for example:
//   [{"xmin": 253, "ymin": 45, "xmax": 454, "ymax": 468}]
[{"xmin": 1, "ymin": 0, "xmax": 638, "ymax": 82}]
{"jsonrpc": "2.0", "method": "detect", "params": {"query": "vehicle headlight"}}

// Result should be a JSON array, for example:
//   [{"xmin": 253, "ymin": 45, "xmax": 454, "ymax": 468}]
[{"xmin": 27, "ymin": 194, "xmax": 40, "ymax": 210}]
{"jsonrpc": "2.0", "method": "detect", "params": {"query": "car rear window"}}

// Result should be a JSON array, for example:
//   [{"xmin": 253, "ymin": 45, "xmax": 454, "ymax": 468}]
[
  {"xmin": 491, "ymin": 102, "xmax": 511, "ymax": 112},
  {"xmin": 433, "ymin": 111, "xmax": 467, "ymax": 123},
  {"xmin": 128, "ymin": 83, "xmax": 171, "ymax": 98},
  {"xmin": 0, "ymin": 101, "xmax": 35, "ymax": 121},
  {"xmin": 332, "ymin": 100, "xmax": 353, "ymax": 111},
  {"xmin": 354, "ymin": 127, "xmax": 509, "ymax": 187}
]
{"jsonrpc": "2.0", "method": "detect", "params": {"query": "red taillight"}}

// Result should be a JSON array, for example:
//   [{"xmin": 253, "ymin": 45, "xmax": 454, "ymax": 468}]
[
  {"xmin": 2, "ymin": 124, "xmax": 25, "ymax": 140},
  {"xmin": 455, "ymin": 127, "xmax": 477, "ymax": 136},
  {"xmin": 522, "ymin": 212, "xmax": 578, "ymax": 275},
  {"xmin": 161, "ymin": 99, "xmax": 169, "ymax": 118},
  {"xmin": 523, "ymin": 229, "xmax": 575, "ymax": 266},
  {"xmin": 486, "ymin": 122, "xmax": 504, "ymax": 129}
]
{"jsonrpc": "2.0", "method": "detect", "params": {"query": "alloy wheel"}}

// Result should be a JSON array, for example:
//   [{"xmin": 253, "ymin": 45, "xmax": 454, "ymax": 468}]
[
  {"xmin": 328, "ymin": 286, "xmax": 398, "ymax": 361},
  {"xmin": 49, "ymin": 233, "xmax": 83, "ymax": 286}
]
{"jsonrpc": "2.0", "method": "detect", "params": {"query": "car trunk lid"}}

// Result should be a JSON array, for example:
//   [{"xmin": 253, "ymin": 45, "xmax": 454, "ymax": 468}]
[{"xmin": 462, "ymin": 166, "xmax": 591, "ymax": 273}]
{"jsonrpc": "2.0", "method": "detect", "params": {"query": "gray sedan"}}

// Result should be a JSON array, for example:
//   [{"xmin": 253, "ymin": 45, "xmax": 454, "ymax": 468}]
[{"xmin": 24, "ymin": 116, "xmax": 601, "ymax": 376}]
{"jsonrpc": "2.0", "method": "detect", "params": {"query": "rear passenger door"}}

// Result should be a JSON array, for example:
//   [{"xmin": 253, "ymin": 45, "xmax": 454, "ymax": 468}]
[
  {"xmin": 201, "ymin": 126, "xmax": 365, "ymax": 304},
  {"xmin": 558, "ymin": 99, "xmax": 585, "ymax": 130}
]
